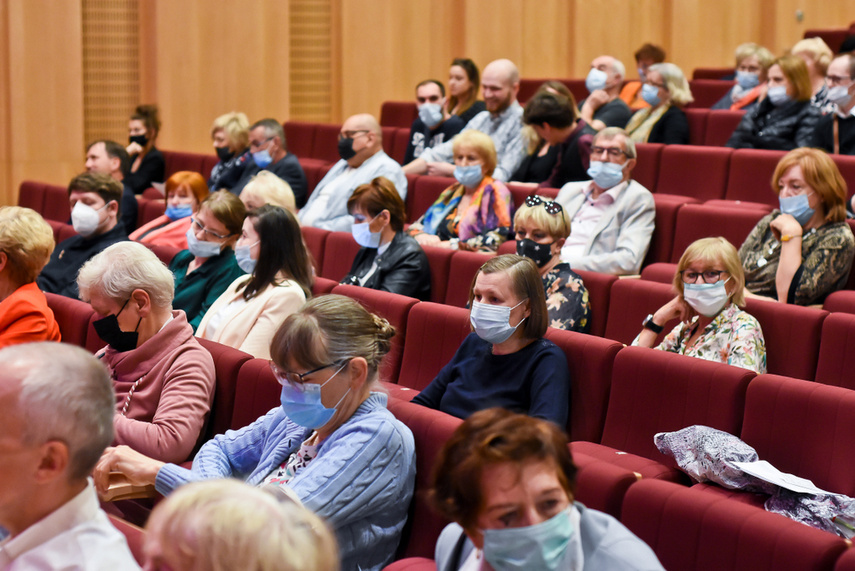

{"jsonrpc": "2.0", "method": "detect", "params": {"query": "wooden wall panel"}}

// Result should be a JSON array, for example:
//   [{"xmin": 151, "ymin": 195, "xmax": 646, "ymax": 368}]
[
  {"xmin": 669, "ymin": 0, "xmax": 765, "ymax": 70},
  {"xmin": 771, "ymin": 0, "xmax": 855, "ymax": 55}
]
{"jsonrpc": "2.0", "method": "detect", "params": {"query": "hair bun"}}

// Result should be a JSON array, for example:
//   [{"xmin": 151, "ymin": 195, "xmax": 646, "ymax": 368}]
[{"xmin": 372, "ymin": 314, "xmax": 396, "ymax": 359}]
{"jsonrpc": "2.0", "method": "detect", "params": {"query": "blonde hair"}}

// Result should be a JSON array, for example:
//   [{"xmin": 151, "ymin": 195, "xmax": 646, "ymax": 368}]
[
  {"xmin": 145, "ymin": 479, "xmax": 339, "ymax": 571},
  {"xmin": 0, "ymin": 206, "xmax": 54, "ymax": 284},
  {"xmin": 211, "ymin": 112, "xmax": 250, "ymax": 153},
  {"xmin": 649, "ymin": 62, "xmax": 694, "ymax": 106},
  {"xmin": 773, "ymin": 55, "xmax": 814, "ymax": 102},
  {"xmin": 77, "ymin": 241, "xmax": 175, "ymax": 308},
  {"xmin": 772, "ymin": 147, "xmax": 847, "ymax": 224},
  {"xmin": 513, "ymin": 196, "xmax": 571, "ymax": 239},
  {"xmin": 734, "ymin": 43, "xmax": 775, "ymax": 70},
  {"xmin": 791, "ymin": 37, "xmax": 834, "ymax": 76},
  {"xmin": 674, "ymin": 237, "xmax": 746, "ymax": 306},
  {"xmin": 241, "ymin": 171, "xmax": 296, "ymax": 213},
  {"xmin": 452, "ymin": 130, "xmax": 497, "ymax": 177}
]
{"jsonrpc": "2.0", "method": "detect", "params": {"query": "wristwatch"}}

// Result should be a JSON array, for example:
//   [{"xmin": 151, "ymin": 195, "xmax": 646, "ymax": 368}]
[{"xmin": 642, "ymin": 314, "xmax": 663, "ymax": 334}]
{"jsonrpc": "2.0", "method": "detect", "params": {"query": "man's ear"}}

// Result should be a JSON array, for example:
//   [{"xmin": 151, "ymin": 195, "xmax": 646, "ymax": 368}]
[{"xmin": 34, "ymin": 441, "xmax": 70, "ymax": 484}]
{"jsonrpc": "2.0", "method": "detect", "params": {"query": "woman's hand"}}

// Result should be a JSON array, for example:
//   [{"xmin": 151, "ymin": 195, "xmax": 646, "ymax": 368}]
[
  {"xmin": 654, "ymin": 295, "xmax": 695, "ymax": 325},
  {"xmin": 425, "ymin": 162, "xmax": 455, "ymax": 177},
  {"xmin": 770, "ymin": 213, "xmax": 803, "ymax": 241},
  {"xmin": 414, "ymin": 233, "xmax": 441, "ymax": 246},
  {"xmin": 93, "ymin": 445, "xmax": 165, "ymax": 497},
  {"xmin": 126, "ymin": 142, "xmax": 143, "ymax": 156}
]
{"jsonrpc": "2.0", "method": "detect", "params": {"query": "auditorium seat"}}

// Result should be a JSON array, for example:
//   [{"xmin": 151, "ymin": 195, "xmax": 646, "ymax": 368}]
[
  {"xmin": 744, "ymin": 298, "xmax": 826, "ymax": 380},
  {"xmin": 704, "ymin": 110, "xmax": 745, "ymax": 146},
  {"xmin": 507, "ymin": 182, "xmax": 558, "ymax": 212},
  {"xmin": 48, "ymin": 220, "xmax": 78, "ymax": 244},
  {"xmin": 145, "ymin": 244, "xmax": 181, "ymax": 266},
  {"xmin": 645, "ymin": 194, "xmax": 699, "ymax": 266},
  {"xmin": 684, "ymin": 108, "xmax": 708, "ymax": 145},
  {"xmin": 692, "ymin": 67, "xmax": 735, "ymax": 80},
  {"xmin": 804, "ymin": 29, "xmax": 849, "ymax": 53},
  {"xmin": 231, "ymin": 358, "xmax": 280, "ymax": 429},
  {"xmin": 108, "ymin": 515, "xmax": 146, "ymax": 566},
  {"xmin": 836, "ymin": 546, "xmax": 855, "ymax": 571},
  {"xmin": 632, "ymin": 143, "xmax": 664, "ymax": 192},
  {"xmin": 573, "ymin": 269, "xmax": 617, "ymax": 338},
  {"xmin": 686, "ymin": 79, "xmax": 735, "ymax": 109},
  {"xmin": 283, "ymin": 121, "xmax": 318, "ymax": 159},
  {"xmin": 573, "ymin": 457, "xmax": 641, "ymax": 519},
  {"xmin": 18, "ymin": 181, "xmax": 46, "ymax": 213},
  {"xmin": 142, "ymin": 187, "xmax": 164, "ymax": 199},
  {"xmin": 420, "ymin": 245, "xmax": 455, "ymax": 304},
  {"xmin": 301, "ymin": 224, "xmax": 329, "ymax": 275},
  {"xmin": 381, "ymin": 126, "xmax": 397, "ymax": 158},
  {"xmin": 407, "ymin": 176, "xmax": 453, "ymax": 225},
  {"xmin": 320, "ymin": 232, "xmax": 362, "ymax": 281},
  {"xmin": 162, "ymin": 150, "xmax": 207, "ymax": 178},
  {"xmin": 603, "ymin": 278, "xmax": 675, "ymax": 346},
  {"xmin": 200, "ymin": 155, "xmax": 218, "ymax": 180},
  {"xmin": 723, "ymin": 148, "xmax": 784, "ymax": 206},
  {"xmin": 299, "ymin": 159, "xmax": 333, "ymax": 194},
  {"xmin": 196, "ymin": 338, "xmax": 253, "ymax": 441},
  {"xmin": 380, "ymin": 101, "xmax": 418, "ymax": 129},
  {"xmin": 41, "ymin": 183, "xmax": 71, "ymax": 222},
  {"xmin": 621, "ymin": 479, "xmax": 848, "ymax": 571},
  {"xmin": 137, "ymin": 197, "xmax": 165, "ymax": 227},
  {"xmin": 444, "ymin": 250, "xmax": 493, "ymax": 307},
  {"xmin": 823, "ymin": 290, "xmax": 855, "ymax": 314},
  {"xmin": 670, "ymin": 203, "xmax": 766, "ymax": 262},
  {"xmin": 656, "ymin": 145, "xmax": 730, "ymax": 201},
  {"xmin": 814, "ymin": 312, "xmax": 855, "ymax": 390},
  {"xmin": 44, "ymin": 292, "xmax": 94, "ymax": 348},
  {"xmin": 518, "ymin": 78, "xmax": 587, "ymax": 104},
  {"xmin": 384, "ymin": 559, "xmax": 435, "ymax": 571},
  {"xmin": 312, "ymin": 124, "xmax": 343, "ymax": 164},
  {"xmin": 639, "ymin": 262, "xmax": 676, "ymax": 284},
  {"xmin": 312, "ymin": 276, "xmax": 338, "ymax": 296},
  {"xmin": 391, "ymin": 127, "xmax": 411, "ymax": 164}
]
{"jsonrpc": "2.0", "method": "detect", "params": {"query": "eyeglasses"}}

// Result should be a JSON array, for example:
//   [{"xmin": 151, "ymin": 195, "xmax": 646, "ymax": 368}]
[
  {"xmin": 249, "ymin": 136, "xmax": 274, "ymax": 150},
  {"xmin": 524, "ymin": 195, "xmax": 563, "ymax": 215},
  {"xmin": 191, "ymin": 217, "xmax": 231, "ymax": 240},
  {"xmin": 590, "ymin": 146, "xmax": 629, "ymax": 159},
  {"xmin": 826, "ymin": 74, "xmax": 854, "ymax": 87},
  {"xmin": 338, "ymin": 130, "xmax": 369, "ymax": 141},
  {"xmin": 270, "ymin": 360, "xmax": 349, "ymax": 391},
  {"xmin": 680, "ymin": 270, "xmax": 728, "ymax": 284}
]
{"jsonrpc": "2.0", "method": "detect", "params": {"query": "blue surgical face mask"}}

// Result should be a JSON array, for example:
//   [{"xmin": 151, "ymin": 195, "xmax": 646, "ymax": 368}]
[
  {"xmin": 454, "ymin": 164, "xmax": 484, "ymax": 187},
  {"xmin": 481, "ymin": 507, "xmax": 575, "ymax": 571},
  {"xmin": 779, "ymin": 193, "xmax": 815, "ymax": 226},
  {"xmin": 827, "ymin": 85, "xmax": 853, "ymax": 108},
  {"xmin": 235, "ymin": 241, "xmax": 259, "ymax": 274},
  {"xmin": 735, "ymin": 70, "xmax": 760, "ymax": 90},
  {"xmin": 585, "ymin": 68, "xmax": 608, "ymax": 93},
  {"xmin": 418, "ymin": 103, "xmax": 444, "ymax": 128},
  {"xmin": 587, "ymin": 160, "xmax": 625, "ymax": 190},
  {"xmin": 185, "ymin": 227, "xmax": 223, "ymax": 258},
  {"xmin": 683, "ymin": 278, "xmax": 731, "ymax": 318},
  {"xmin": 252, "ymin": 148, "xmax": 273, "ymax": 169},
  {"xmin": 470, "ymin": 299, "xmax": 527, "ymax": 345},
  {"xmin": 766, "ymin": 85, "xmax": 790, "ymax": 106},
  {"xmin": 279, "ymin": 363, "xmax": 351, "ymax": 429},
  {"xmin": 641, "ymin": 82, "xmax": 661, "ymax": 106},
  {"xmin": 352, "ymin": 221, "xmax": 382, "ymax": 248},
  {"xmin": 165, "ymin": 204, "xmax": 193, "ymax": 221},
  {"xmin": 638, "ymin": 68, "xmax": 647, "ymax": 83}
]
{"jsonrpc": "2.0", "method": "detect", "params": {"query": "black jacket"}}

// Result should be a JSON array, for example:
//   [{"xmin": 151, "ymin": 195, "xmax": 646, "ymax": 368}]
[
  {"xmin": 342, "ymin": 231, "xmax": 431, "ymax": 301},
  {"xmin": 726, "ymin": 98, "xmax": 820, "ymax": 150},
  {"xmin": 647, "ymin": 105, "xmax": 690, "ymax": 145}
]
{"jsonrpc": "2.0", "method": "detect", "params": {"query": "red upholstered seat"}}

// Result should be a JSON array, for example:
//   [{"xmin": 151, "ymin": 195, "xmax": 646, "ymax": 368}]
[
  {"xmin": 319, "ymin": 231, "xmax": 360, "ymax": 282},
  {"xmin": 670, "ymin": 203, "xmax": 766, "ymax": 262},
  {"xmin": 704, "ymin": 110, "xmax": 745, "ymax": 146},
  {"xmin": 108, "ymin": 515, "xmax": 146, "ymax": 566},
  {"xmin": 299, "ymin": 159, "xmax": 333, "ymax": 196},
  {"xmin": 200, "ymin": 155, "xmax": 218, "ymax": 180},
  {"xmin": 391, "ymin": 128, "xmax": 411, "ymax": 164},
  {"xmin": 603, "ymin": 278, "xmax": 675, "ymax": 345},
  {"xmin": 381, "ymin": 126, "xmax": 397, "ymax": 158},
  {"xmin": 744, "ymin": 298, "xmax": 826, "ymax": 380},
  {"xmin": 517, "ymin": 78, "xmax": 587, "ymax": 104},
  {"xmin": 300, "ymin": 225, "xmax": 329, "ymax": 275},
  {"xmin": 724, "ymin": 148, "xmax": 785, "ymax": 206},
  {"xmin": 835, "ymin": 546, "xmax": 855, "ymax": 570},
  {"xmin": 684, "ymin": 108, "xmax": 708, "ymax": 145},
  {"xmin": 816, "ymin": 313, "xmax": 855, "ymax": 389},
  {"xmin": 420, "ymin": 245, "xmax": 455, "ymax": 304},
  {"xmin": 162, "ymin": 150, "xmax": 206, "ymax": 178},
  {"xmin": 48, "ymin": 221, "xmax": 77, "ymax": 243},
  {"xmin": 142, "ymin": 187, "xmax": 164, "ymax": 199},
  {"xmin": 444, "ymin": 251, "xmax": 493, "ymax": 307},
  {"xmin": 573, "ymin": 269, "xmax": 616, "ymax": 338},
  {"xmin": 408, "ymin": 176, "xmax": 453, "ymax": 226},
  {"xmin": 231, "ymin": 358, "xmax": 280, "ymax": 430},
  {"xmin": 632, "ymin": 143, "xmax": 663, "ymax": 192},
  {"xmin": 311, "ymin": 276, "xmax": 338, "ymax": 296},
  {"xmin": 284, "ymin": 121, "xmax": 318, "ymax": 158},
  {"xmin": 145, "ymin": 244, "xmax": 181, "ymax": 266},
  {"xmin": 18, "ymin": 181, "xmax": 46, "ymax": 213},
  {"xmin": 196, "ymin": 338, "xmax": 252, "ymax": 441},
  {"xmin": 41, "ymin": 184, "xmax": 71, "ymax": 222},
  {"xmin": 656, "ymin": 145, "xmax": 731, "ymax": 201},
  {"xmin": 639, "ymin": 262, "xmax": 677, "ymax": 284},
  {"xmin": 573, "ymin": 456, "xmax": 641, "ymax": 519},
  {"xmin": 804, "ymin": 29, "xmax": 849, "ymax": 53},
  {"xmin": 312, "ymin": 124, "xmax": 343, "ymax": 164},
  {"xmin": 380, "ymin": 101, "xmax": 418, "ymax": 129},
  {"xmin": 383, "ymin": 558, "xmax": 436, "ymax": 571},
  {"xmin": 138, "ymin": 197, "xmax": 166, "ymax": 227},
  {"xmin": 621, "ymin": 479, "xmax": 848, "ymax": 571},
  {"xmin": 823, "ymin": 290, "xmax": 855, "ymax": 314},
  {"xmin": 44, "ymin": 292, "xmax": 94, "ymax": 348},
  {"xmin": 692, "ymin": 67, "xmax": 735, "ymax": 80},
  {"xmin": 644, "ymin": 193, "xmax": 699, "ymax": 266},
  {"xmin": 404, "ymin": 173, "xmax": 421, "ymax": 223},
  {"xmin": 686, "ymin": 79, "xmax": 735, "ymax": 108}
]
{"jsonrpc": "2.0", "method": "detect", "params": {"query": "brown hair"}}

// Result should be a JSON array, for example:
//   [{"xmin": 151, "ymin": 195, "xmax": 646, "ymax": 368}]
[
  {"xmin": 448, "ymin": 58, "xmax": 481, "ymax": 117},
  {"xmin": 67, "ymin": 172, "xmax": 124, "ymax": 217},
  {"xmin": 772, "ymin": 147, "xmax": 848, "ymax": 224},
  {"xmin": 635, "ymin": 43, "xmax": 666, "ymax": 63},
  {"xmin": 773, "ymin": 55, "xmax": 813, "ymax": 102},
  {"xmin": 164, "ymin": 171, "xmax": 209, "ymax": 207},
  {"xmin": 347, "ymin": 177, "xmax": 407, "ymax": 232},
  {"xmin": 131, "ymin": 104, "xmax": 161, "ymax": 152},
  {"xmin": 200, "ymin": 189, "xmax": 246, "ymax": 237}
]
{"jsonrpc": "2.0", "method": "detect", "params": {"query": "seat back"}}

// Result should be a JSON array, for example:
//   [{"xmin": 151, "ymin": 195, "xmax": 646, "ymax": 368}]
[
  {"xmin": 686, "ymin": 79, "xmax": 735, "ymax": 108},
  {"xmin": 692, "ymin": 67, "xmax": 735, "ymax": 80},
  {"xmin": 724, "ymin": 149, "xmax": 785, "ymax": 206},
  {"xmin": 138, "ymin": 198, "xmax": 166, "ymax": 227},
  {"xmin": 704, "ymin": 110, "xmax": 745, "ymax": 146},
  {"xmin": 283, "ymin": 121, "xmax": 318, "ymax": 158},
  {"xmin": 196, "ymin": 338, "xmax": 252, "ymax": 440},
  {"xmin": 301, "ymin": 225, "xmax": 329, "ymax": 275},
  {"xmin": 231, "ymin": 358, "xmax": 280, "ymax": 430},
  {"xmin": 18, "ymin": 181, "xmax": 46, "ymax": 213},
  {"xmin": 44, "ymin": 292, "xmax": 94, "ymax": 348},
  {"xmin": 803, "ymin": 29, "xmax": 849, "ymax": 53},
  {"xmin": 823, "ymin": 290, "xmax": 855, "ymax": 314},
  {"xmin": 312, "ymin": 124, "xmax": 343, "ymax": 164},
  {"xmin": 145, "ymin": 244, "xmax": 182, "ymax": 266},
  {"xmin": 391, "ymin": 127, "xmax": 411, "ymax": 164},
  {"xmin": 108, "ymin": 515, "xmax": 146, "ymax": 566},
  {"xmin": 41, "ymin": 184, "xmax": 71, "ymax": 222},
  {"xmin": 632, "ymin": 143, "xmax": 664, "ymax": 192},
  {"xmin": 319, "ymin": 231, "xmax": 361, "ymax": 282},
  {"xmin": 656, "ymin": 145, "xmax": 730, "ymax": 201},
  {"xmin": 744, "ymin": 298, "xmax": 825, "ymax": 380},
  {"xmin": 683, "ymin": 108, "xmax": 708, "ymax": 145},
  {"xmin": 573, "ymin": 269, "xmax": 617, "ymax": 338},
  {"xmin": 670, "ymin": 204, "xmax": 766, "ymax": 262},
  {"xmin": 162, "ymin": 150, "xmax": 207, "ymax": 178},
  {"xmin": 444, "ymin": 251, "xmax": 493, "ymax": 307},
  {"xmin": 604, "ymin": 278, "xmax": 675, "ymax": 345},
  {"xmin": 420, "ymin": 245, "xmax": 455, "ymax": 304},
  {"xmin": 380, "ymin": 101, "xmax": 418, "ymax": 128},
  {"xmin": 397, "ymin": 302, "xmax": 471, "ymax": 391},
  {"xmin": 644, "ymin": 194, "xmax": 698, "ymax": 266},
  {"xmin": 311, "ymin": 276, "xmax": 339, "ymax": 296},
  {"xmin": 815, "ymin": 312, "xmax": 855, "ymax": 390},
  {"xmin": 407, "ymin": 176, "xmax": 454, "ymax": 225}
]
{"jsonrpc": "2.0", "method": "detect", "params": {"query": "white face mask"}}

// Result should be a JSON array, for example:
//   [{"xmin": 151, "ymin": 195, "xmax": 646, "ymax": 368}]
[
  {"xmin": 470, "ymin": 299, "xmax": 527, "ymax": 344},
  {"xmin": 683, "ymin": 278, "xmax": 731, "ymax": 318},
  {"xmin": 71, "ymin": 201, "xmax": 107, "ymax": 237}
]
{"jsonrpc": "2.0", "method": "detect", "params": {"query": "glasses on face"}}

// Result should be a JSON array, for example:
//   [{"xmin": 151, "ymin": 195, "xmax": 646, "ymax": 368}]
[
  {"xmin": 524, "ymin": 195, "xmax": 563, "ymax": 215},
  {"xmin": 827, "ymin": 74, "xmax": 854, "ymax": 86},
  {"xmin": 590, "ymin": 146, "xmax": 628, "ymax": 159},
  {"xmin": 249, "ymin": 136, "xmax": 274, "ymax": 151},
  {"xmin": 644, "ymin": 80, "xmax": 666, "ymax": 90},
  {"xmin": 338, "ymin": 130, "xmax": 369, "ymax": 141},
  {"xmin": 680, "ymin": 270, "xmax": 728, "ymax": 284},
  {"xmin": 270, "ymin": 360, "xmax": 349, "ymax": 391},
  {"xmin": 191, "ymin": 217, "xmax": 230, "ymax": 240}
]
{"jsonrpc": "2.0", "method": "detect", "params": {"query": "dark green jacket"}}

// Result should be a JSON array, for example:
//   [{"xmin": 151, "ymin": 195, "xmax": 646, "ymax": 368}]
[{"xmin": 169, "ymin": 248, "xmax": 245, "ymax": 331}]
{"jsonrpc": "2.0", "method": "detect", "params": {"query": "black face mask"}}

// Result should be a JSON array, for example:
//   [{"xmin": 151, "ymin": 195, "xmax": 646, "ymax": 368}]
[
  {"xmin": 215, "ymin": 146, "xmax": 234, "ymax": 162},
  {"xmin": 129, "ymin": 134, "xmax": 148, "ymax": 148},
  {"xmin": 93, "ymin": 298, "xmax": 142, "ymax": 352},
  {"xmin": 516, "ymin": 238, "xmax": 555, "ymax": 268},
  {"xmin": 338, "ymin": 137, "xmax": 357, "ymax": 161}
]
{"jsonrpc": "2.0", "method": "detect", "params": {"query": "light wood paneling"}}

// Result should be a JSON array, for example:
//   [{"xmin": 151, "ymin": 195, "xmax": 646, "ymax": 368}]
[{"xmin": 772, "ymin": 0, "xmax": 855, "ymax": 55}]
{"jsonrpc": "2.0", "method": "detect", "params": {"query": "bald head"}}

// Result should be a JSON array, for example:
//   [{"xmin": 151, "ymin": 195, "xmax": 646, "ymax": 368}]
[
  {"xmin": 345, "ymin": 113, "xmax": 381, "ymax": 137},
  {"xmin": 484, "ymin": 59, "xmax": 520, "ymax": 85},
  {"xmin": 481, "ymin": 59, "xmax": 520, "ymax": 114},
  {"xmin": 340, "ymin": 113, "xmax": 382, "ymax": 166}
]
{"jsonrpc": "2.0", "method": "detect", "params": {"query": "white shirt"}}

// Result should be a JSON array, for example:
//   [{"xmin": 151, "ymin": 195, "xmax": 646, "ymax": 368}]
[
  {"xmin": 562, "ymin": 181, "xmax": 627, "ymax": 259},
  {"xmin": 0, "ymin": 480, "xmax": 140, "ymax": 570}
]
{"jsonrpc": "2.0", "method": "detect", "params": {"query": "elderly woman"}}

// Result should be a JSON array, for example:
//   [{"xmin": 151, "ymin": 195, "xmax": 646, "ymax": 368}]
[
  {"xmin": 408, "ymin": 130, "xmax": 513, "ymax": 252},
  {"xmin": 78, "ymin": 242, "xmax": 215, "ymax": 464},
  {"xmin": 633, "ymin": 238, "xmax": 766, "ymax": 373},
  {"xmin": 342, "ymin": 176, "xmax": 431, "ymax": 300},
  {"xmin": 169, "ymin": 189, "xmax": 246, "ymax": 330},
  {"xmin": 446, "ymin": 58, "xmax": 486, "ymax": 124},
  {"xmin": 125, "ymin": 104, "xmax": 165, "ymax": 195},
  {"xmin": 94, "ymin": 295, "xmax": 416, "ymax": 571},
  {"xmin": 197, "ymin": 205, "xmax": 313, "ymax": 359},
  {"xmin": 0, "ymin": 206, "xmax": 60, "ymax": 347},
  {"xmin": 625, "ymin": 62, "xmax": 692, "ymax": 144},
  {"xmin": 726, "ymin": 55, "xmax": 820, "ymax": 150},
  {"xmin": 130, "ymin": 171, "xmax": 209, "ymax": 249},
  {"xmin": 514, "ymin": 196, "xmax": 590, "ymax": 332},
  {"xmin": 739, "ymin": 148, "xmax": 854, "ymax": 305},
  {"xmin": 431, "ymin": 408, "xmax": 664, "ymax": 570},
  {"xmin": 239, "ymin": 170, "xmax": 296, "ymax": 213},
  {"xmin": 412, "ymin": 255, "xmax": 571, "ymax": 426},
  {"xmin": 144, "ymin": 480, "xmax": 338, "ymax": 571},
  {"xmin": 791, "ymin": 37, "xmax": 835, "ymax": 114},
  {"xmin": 208, "ymin": 111, "xmax": 251, "ymax": 191},
  {"xmin": 711, "ymin": 43, "xmax": 776, "ymax": 112}
]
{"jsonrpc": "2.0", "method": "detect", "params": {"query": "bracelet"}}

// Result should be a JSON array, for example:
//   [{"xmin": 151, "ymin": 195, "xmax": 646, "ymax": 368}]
[{"xmin": 781, "ymin": 234, "xmax": 803, "ymax": 242}]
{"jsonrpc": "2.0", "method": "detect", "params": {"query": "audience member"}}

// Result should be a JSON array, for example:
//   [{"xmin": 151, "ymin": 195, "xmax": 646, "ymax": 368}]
[
  {"xmin": 197, "ymin": 205, "xmax": 312, "ymax": 359},
  {"xmin": 430, "ymin": 408, "xmax": 664, "ymax": 570},
  {"xmin": 208, "ymin": 111, "xmax": 251, "ymax": 192},
  {"xmin": 143, "ymin": 479, "xmax": 339, "ymax": 571},
  {"xmin": 514, "ymin": 196, "xmax": 590, "ymax": 332},
  {"xmin": 633, "ymin": 237, "xmax": 766, "ymax": 373},
  {"xmin": 739, "ymin": 148, "xmax": 854, "ymax": 305},
  {"xmin": 85, "ymin": 139, "xmax": 139, "ymax": 232},
  {"xmin": 813, "ymin": 52, "xmax": 855, "ymax": 155},
  {"xmin": 403, "ymin": 79, "xmax": 465, "ymax": 164},
  {"xmin": 408, "ymin": 130, "xmax": 512, "ymax": 252},
  {"xmin": 125, "ymin": 104, "xmax": 165, "ymax": 195},
  {"xmin": 791, "ymin": 37, "xmax": 835, "ymax": 113},
  {"xmin": 169, "ymin": 190, "xmax": 246, "ymax": 330},
  {"xmin": 231, "ymin": 118, "xmax": 308, "ymax": 207},
  {"xmin": 625, "ymin": 62, "xmax": 692, "ymax": 144},
  {"xmin": 37, "ymin": 172, "xmax": 128, "ymax": 300},
  {"xmin": 0, "ymin": 342, "xmax": 140, "ymax": 569},
  {"xmin": 512, "ymin": 81, "xmax": 572, "ymax": 185},
  {"xmin": 412, "ymin": 255, "xmax": 571, "ymax": 426},
  {"xmin": 580, "ymin": 55, "xmax": 633, "ymax": 130},
  {"xmin": 405, "ymin": 59, "xmax": 525, "ymax": 182},
  {"xmin": 556, "ymin": 127, "xmax": 655, "ymax": 275},
  {"xmin": 711, "ymin": 43, "xmax": 775, "ymax": 112},
  {"xmin": 130, "ymin": 171, "xmax": 209, "ymax": 250},
  {"xmin": 0, "ymin": 207, "xmax": 59, "ymax": 347},
  {"xmin": 239, "ymin": 169, "xmax": 297, "ymax": 213},
  {"xmin": 446, "ymin": 58, "xmax": 486, "ymax": 124},
  {"xmin": 300, "ymin": 113, "xmax": 407, "ymax": 231},
  {"xmin": 726, "ymin": 55, "xmax": 821, "ymax": 150},
  {"xmin": 78, "ymin": 242, "xmax": 215, "ymax": 463},
  {"xmin": 342, "ymin": 177, "xmax": 431, "ymax": 300},
  {"xmin": 94, "ymin": 295, "xmax": 416, "ymax": 571},
  {"xmin": 619, "ymin": 43, "xmax": 667, "ymax": 110}
]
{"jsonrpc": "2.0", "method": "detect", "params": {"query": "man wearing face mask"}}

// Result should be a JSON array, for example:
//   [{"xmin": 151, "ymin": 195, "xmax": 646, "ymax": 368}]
[
  {"xmin": 85, "ymin": 139, "xmax": 139, "ymax": 232},
  {"xmin": 299, "ymin": 113, "xmax": 407, "ymax": 232},
  {"xmin": 813, "ymin": 52, "xmax": 855, "ymax": 157},
  {"xmin": 403, "ymin": 79, "xmax": 465, "ymax": 165},
  {"xmin": 231, "ymin": 119, "xmax": 308, "ymax": 207},
  {"xmin": 555, "ymin": 127, "xmax": 655, "ymax": 275},
  {"xmin": 37, "ymin": 173, "xmax": 129, "ymax": 300},
  {"xmin": 579, "ymin": 56, "xmax": 632, "ymax": 131}
]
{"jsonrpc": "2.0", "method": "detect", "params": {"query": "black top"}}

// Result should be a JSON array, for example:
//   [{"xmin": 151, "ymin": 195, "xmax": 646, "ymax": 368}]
[
  {"xmin": 579, "ymin": 97, "xmax": 633, "ymax": 128},
  {"xmin": 341, "ymin": 232, "xmax": 431, "ymax": 301},
  {"xmin": 647, "ymin": 105, "xmax": 690, "ymax": 145},
  {"xmin": 120, "ymin": 182, "xmax": 139, "ymax": 232},
  {"xmin": 813, "ymin": 113, "xmax": 855, "ymax": 156},
  {"xmin": 231, "ymin": 152, "xmax": 309, "ymax": 208},
  {"xmin": 455, "ymin": 100, "xmax": 487, "ymax": 125},
  {"xmin": 126, "ymin": 147, "xmax": 165, "ymax": 195},
  {"xmin": 726, "ymin": 98, "xmax": 820, "ymax": 150},
  {"xmin": 404, "ymin": 116, "xmax": 465, "ymax": 165},
  {"xmin": 512, "ymin": 142, "xmax": 559, "ymax": 184},
  {"xmin": 544, "ymin": 120, "xmax": 597, "ymax": 188},
  {"xmin": 208, "ymin": 150, "xmax": 251, "ymax": 191}
]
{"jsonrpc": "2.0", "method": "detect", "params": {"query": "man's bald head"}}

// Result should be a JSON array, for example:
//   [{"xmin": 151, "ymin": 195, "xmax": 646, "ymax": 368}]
[
  {"xmin": 481, "ymin": 59, "xmax": 520, "ymax": 114},
  {"xmin": 345, "ymin": 113, "xmax": 381, "ymax": 137},
  {"xmin": 484, "ymin": 59, "xmax": 520, "ymax": 86},
  {"xmin": 340, "ymin": 113, "xmax": 382, "ymax": 166}
]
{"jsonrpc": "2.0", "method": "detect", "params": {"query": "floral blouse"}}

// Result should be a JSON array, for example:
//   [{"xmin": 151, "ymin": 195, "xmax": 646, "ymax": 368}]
[
  {"xmin": 632, "ymin": 303, "xmax": 766, "ymax": 373},
  {"xmin": 738, "ymin": 211, "xmax": 855, "ymax": 305},
  {"xmin": 543, "ymin": 263, "xmax": 590, "ymax": 333}
]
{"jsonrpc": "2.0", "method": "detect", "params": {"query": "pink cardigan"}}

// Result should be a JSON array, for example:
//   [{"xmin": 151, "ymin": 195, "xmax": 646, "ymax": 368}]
[
  {"xmin": 100, "ymin": 310, "xmax": 215, "ymax": 463},
  {"xmin": 130, "ymin": 215, "xmax": 192, "ymax": 250}
]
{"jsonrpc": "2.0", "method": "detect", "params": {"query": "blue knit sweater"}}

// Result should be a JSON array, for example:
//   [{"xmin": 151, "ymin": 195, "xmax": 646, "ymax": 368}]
[{"xmin": 155, "ymin": 392, "xmax": 416, "ymax": 571}]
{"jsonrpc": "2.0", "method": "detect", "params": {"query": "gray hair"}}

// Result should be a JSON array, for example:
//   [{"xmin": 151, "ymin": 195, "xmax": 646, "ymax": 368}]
[
  {"xmin": 251, "ymin": 118, "xmax": 286, "ymax": 150},
  {"xmin": 4, "ymin": 342, "xmax": 115, "ymax": 480},
  {"xmin": 610, "ymin": 57, "xmax": 626, "ymax": 79},
  {"xmin": 594, "ymin": 127, "xmax": 636, "ymax": 159},
  {"xmin": 77, "ymin": 241, "xmax": 174, "ymax": 308}
]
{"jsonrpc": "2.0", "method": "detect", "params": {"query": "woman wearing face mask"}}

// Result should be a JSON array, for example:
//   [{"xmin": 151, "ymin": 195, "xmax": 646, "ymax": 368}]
[
  {"xmin": 446, "ymin": 58, "xmax": 486, "ymax": 124},
  {"xmin": 78, "ymin": 242, "xmax": 216, "ymax": 464},
  {"xmin": 93, "ymin": 295, "xmax": 416, "ymax": 571},
  {"xmin": 208, "ymin": 111, "xmax": 251, "ymax": 192},
  {"xmin": 726, "ymin": 55, "xmax": 821, "ymax": 150},
  {"xmin": 196, "ymin": 205, "xmax": 313, "ymax": 359},
  {"xmin": 430, "ymin": 408, "xmax": 665, "ymax": 571},
  {"xmin": 633, "ymin": 237, "xmax": 766, "ymax": 373},
  {"xmin": 341, "ymin": 176, "xmax": 431, "ymax": 300},
  {"xmin": 125, "ymin": 104, "xmax": 165, "ymax": 195},
  {"xmin": 169, "ymin": 190, "xmax": 246, "ymax": 331},
  {"xmin": 711, "ymin": 43, "xmax": 775, "ymax": 112},
  {"xmin": 130, "ymin": 171, "xmax": 209, "ymax": 249},
  {"xmin": 408, "ymin": 130, "xmax": 513, "ymax": 252},
  {"xmin": 412, "ymin": 255, "xmax": 570, "ymax": 426},
  {"xmin": 514, "ymin": 196, "xmax": 590, "ymax": 333},
  {"xmin": 624, "ymin": 62, "xmax": 692, "ymax": 144},
  {"xmin": 738, "ymin": 148, "xmax": 854, "ymax": 305}
]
